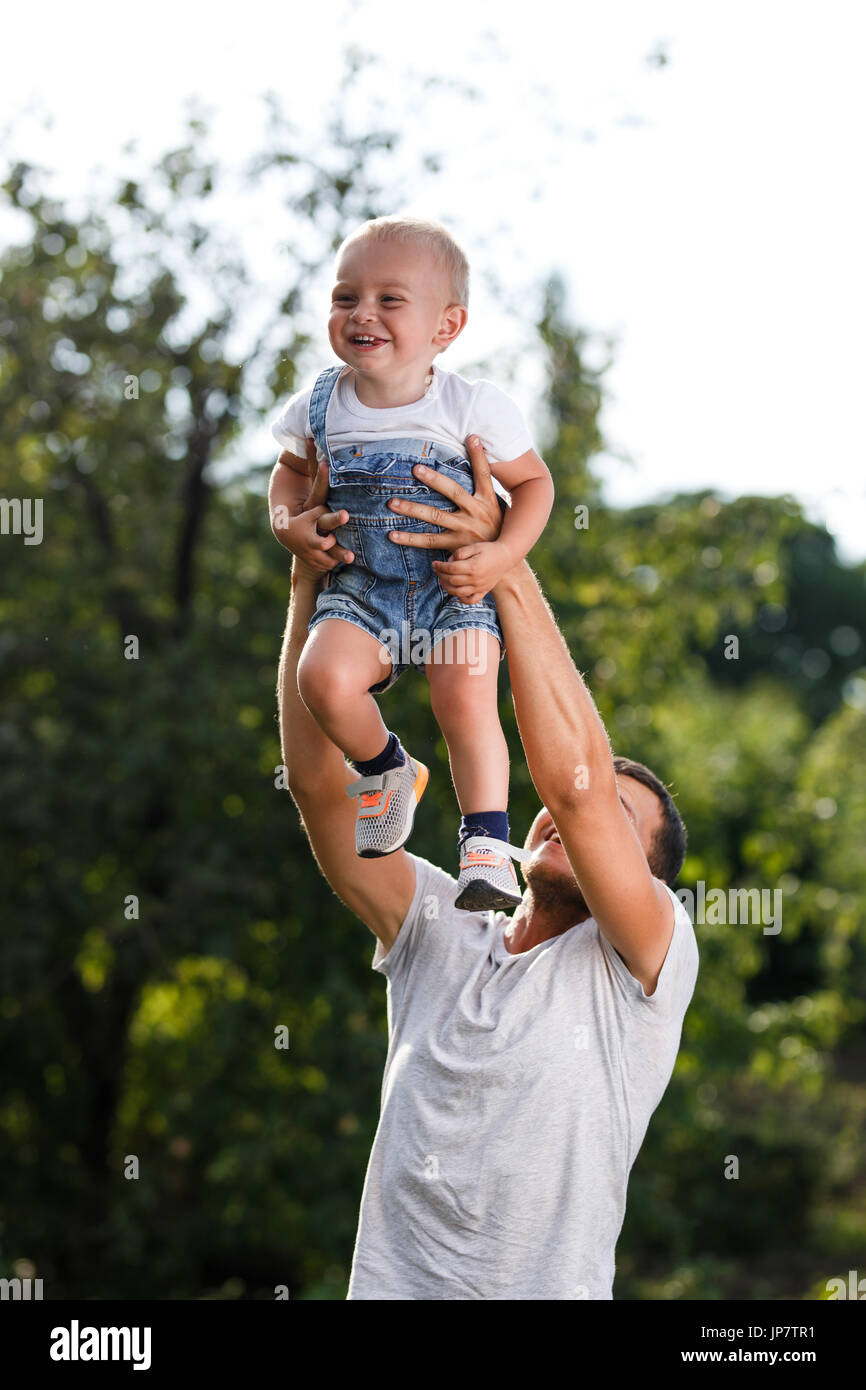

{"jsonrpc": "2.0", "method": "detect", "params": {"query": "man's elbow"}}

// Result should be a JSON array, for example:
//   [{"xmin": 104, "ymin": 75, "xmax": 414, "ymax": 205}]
[
  {"xmin": 286, "ymin": 774, "xmax": 318, "ymax": 805},
  {"xmin": 287, "ymin": 762, "xmax": 352, "ymax": 804},
  {"xmin": 541, "ymin": 756, "xmax": 617, "ymax": 819}
]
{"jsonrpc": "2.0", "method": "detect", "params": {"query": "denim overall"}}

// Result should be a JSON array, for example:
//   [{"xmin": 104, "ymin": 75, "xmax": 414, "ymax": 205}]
[{"xmin": 306, "ymin": 364, "xmax": 504, "ymax": 693}]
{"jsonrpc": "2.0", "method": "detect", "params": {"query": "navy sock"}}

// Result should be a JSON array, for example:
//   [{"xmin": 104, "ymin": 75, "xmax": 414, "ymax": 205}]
[
  {"xmin": 459, "ymin": 811, "xmax": 509, "ymax": 846},
  {"xmin": 354, "ymin": 732, "xmax": 406, "ymax": 777}
]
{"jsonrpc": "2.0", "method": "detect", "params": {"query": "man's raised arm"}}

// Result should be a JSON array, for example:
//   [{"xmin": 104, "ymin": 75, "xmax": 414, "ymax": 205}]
[
  {"xmin": 490, "ymin": 557, "xmax": 673, "ymax": 992},
  {"xmin": 390, "ymin": 434, "xmax": 673, "ymax": 991},
  {"xmin": 276, "ymin": 458, "xmax": 416, "ymax": 949}
]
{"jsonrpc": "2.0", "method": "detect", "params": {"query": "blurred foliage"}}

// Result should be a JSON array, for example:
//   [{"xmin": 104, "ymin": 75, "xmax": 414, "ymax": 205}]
[{"xmin": 1, "ymin": 90, "xmax": 865, "ymax": 1303}]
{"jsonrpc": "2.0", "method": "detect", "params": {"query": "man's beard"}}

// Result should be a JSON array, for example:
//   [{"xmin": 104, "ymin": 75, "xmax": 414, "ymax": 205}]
[{"xmin": 523, "ymin": 856, "xmax": 589, "ymax": 920}]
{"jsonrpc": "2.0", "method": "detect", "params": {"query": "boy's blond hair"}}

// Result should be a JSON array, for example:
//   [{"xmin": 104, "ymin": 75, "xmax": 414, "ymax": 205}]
[{"xmin": 335, "ymin": 216, "xmax": 470, "ymax": 308}]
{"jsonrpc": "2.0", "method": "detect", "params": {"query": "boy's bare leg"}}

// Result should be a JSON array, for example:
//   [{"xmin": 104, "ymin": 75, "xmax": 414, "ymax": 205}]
[
  {"xmin": 297, "ymin": 619, "xmax": 395, "ymax": 763},
  {"xmin": 426, "ymin": 631, "xmax": 508, "ymax": 812}
]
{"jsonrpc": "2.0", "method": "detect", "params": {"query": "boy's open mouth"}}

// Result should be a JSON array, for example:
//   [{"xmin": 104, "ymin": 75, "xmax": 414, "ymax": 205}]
[{"xmin": 349, "ymin": 335, "xmax": 388, "ymax": 350}]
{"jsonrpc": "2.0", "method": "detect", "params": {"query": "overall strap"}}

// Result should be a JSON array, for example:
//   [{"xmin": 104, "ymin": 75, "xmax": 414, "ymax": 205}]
[{"xmin": 307, "ymin": 364, "xmax": 345, "ymax": 468}]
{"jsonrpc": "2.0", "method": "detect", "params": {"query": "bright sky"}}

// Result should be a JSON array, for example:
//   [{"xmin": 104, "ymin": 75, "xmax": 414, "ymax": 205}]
[{"xmin": 4, "ymin": 0, "xmax": 865, "ymax": 561}]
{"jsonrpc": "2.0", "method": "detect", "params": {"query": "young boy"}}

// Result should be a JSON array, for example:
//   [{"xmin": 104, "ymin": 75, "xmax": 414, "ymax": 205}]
[{"xmin": 268, "ymin": 216, "xmax": 554, "ymax": 910}]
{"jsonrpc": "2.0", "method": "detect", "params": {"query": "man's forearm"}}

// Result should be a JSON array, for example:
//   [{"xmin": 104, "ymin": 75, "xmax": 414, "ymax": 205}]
[
  {"xmin": 493, "ymin": 561, "xmax": 614, "ymax": 810},
  {"xmin": 278, "ymin": 564, "xmax": 352, "ymax": 794}
]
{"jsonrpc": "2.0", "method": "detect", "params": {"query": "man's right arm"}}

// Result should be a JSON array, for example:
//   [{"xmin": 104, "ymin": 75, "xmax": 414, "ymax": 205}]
[{"xmin": 278, "ymin": 560, "xmax": 417, "ymax": 951}]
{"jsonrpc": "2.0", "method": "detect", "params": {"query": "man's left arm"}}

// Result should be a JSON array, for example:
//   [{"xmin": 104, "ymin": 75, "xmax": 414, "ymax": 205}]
[
  {"xmin": 491, "ymin": 556, "xmax": 674, "ymax": 996},
  {"xmin": 391, "ymin": 436, "xmax": 672, "ymax": 995}
]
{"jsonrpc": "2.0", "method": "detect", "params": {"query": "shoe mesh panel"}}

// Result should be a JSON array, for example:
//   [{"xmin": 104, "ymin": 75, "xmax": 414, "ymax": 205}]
[{"xmin": 355, "ymin": 758, "xmax": 418, "ymax": 855}]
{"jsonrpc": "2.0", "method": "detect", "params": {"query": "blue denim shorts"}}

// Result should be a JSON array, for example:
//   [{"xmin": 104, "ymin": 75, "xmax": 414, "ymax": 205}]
[{"xmin": 306, "ymin": 367, "xmax": 505, "ymax": 694}]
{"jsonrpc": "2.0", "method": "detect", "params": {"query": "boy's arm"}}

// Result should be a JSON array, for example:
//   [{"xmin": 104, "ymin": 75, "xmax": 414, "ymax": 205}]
[
  {"xmin": 269, "ymin": 449, "xmax": 312, "ymax": 522},
  {"xmin": 268, "ymin": 444, "xmax": 355, "ymax": 571},
  {"xmin": 492, "ymin": 448, "xmax": 554, "ymax": 569},
  {"xmin": 268, "ymin": 448, "xmax": 315, "ymax": 542}
]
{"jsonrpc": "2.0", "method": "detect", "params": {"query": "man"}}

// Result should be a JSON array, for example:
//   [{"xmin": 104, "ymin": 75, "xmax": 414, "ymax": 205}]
[{"xmin": 274, "ymin": 436, "xmax": 699, "ymax": 1301}]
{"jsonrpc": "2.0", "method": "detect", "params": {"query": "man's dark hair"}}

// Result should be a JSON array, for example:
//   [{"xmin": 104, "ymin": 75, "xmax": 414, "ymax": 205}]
[{"xmin": 612, "ymin": 756, "xmax": 687, "ymax": 887}]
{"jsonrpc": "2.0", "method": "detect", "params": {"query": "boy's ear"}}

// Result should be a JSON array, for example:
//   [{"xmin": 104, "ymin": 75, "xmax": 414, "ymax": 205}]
[{"xmin": 435, "ymin": 304, "xmax": 468, "ymax": 350}]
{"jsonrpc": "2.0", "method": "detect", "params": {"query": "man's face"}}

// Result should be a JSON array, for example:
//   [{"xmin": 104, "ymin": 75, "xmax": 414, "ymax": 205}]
[
  {"xmin": 328, "ymin": 238, "xmax": 462, "ymax": 378},
  {"xmin": 521, "ymin": 775, "xmax": 665, "ymax": 914}
]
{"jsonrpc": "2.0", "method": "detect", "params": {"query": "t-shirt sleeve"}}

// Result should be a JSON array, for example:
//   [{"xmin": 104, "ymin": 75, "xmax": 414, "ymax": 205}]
[
  {"xmin": 471, "ymin": 381, "xmax": 535, "ymax": 464},
  {"xmin": 271, "ymin": 388, "xmax": 312, "ymax": 456},
  {"xmin": 597, "ymin": 883, "xmax": 699, "ymax": 1021},
  {"xmin": 371, "ymin": 853, "xmax": 460, "ymax": 977}
]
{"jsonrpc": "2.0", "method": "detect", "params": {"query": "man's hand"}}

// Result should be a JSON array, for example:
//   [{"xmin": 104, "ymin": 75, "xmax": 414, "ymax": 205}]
[
  {"xmin": 273, "ymin": 439, "xmax": 355, "ymax": 579},
  {"xmin": 386, "ymin": 435, "xmax": 505, "ymax": 585}
]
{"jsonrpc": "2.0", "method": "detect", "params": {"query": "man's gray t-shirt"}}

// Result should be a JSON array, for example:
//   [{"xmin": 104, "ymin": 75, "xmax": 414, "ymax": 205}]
[{"xmin": 347, "ymin": 854, "xmax": 699, "ymax": 1301}]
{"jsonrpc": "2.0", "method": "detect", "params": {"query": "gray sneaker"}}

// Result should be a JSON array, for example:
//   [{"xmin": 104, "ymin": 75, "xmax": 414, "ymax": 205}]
[
  {"xmin": 454, "ymin": 835, "xmax": 529, "ymax": 912},
  {"xmin": 346, "ymin": 754, "xmax": 429, "ymax": 857}
]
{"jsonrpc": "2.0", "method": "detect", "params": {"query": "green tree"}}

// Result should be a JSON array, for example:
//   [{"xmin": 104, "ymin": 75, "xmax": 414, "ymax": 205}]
[
  {"xmin": 0, "ymin": 77, "xmax": 455, "ymax": 1297},
  {"xmin": 2, "ymin": 92, "xmax": 864, "ymax": 1302}
]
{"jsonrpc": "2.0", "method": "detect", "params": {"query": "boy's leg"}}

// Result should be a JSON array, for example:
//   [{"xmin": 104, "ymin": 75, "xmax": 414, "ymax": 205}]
[
  {"xmin": 426, "ymin": 631, "xmax": 508, "ymax": 813},
  {"xmin": 427, "ymin": 630, "xmax": 524, "ymax": 909},
  {"xmin": 297, "ymin": 619, "xmax": 394, "ymax": 763},
  {"xmin": 299, "ymin": 619, "xmax": 426, "ymax": 857}
]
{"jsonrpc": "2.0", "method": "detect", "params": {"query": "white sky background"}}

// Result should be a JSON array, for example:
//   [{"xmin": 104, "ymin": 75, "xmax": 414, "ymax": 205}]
[{"xmin": 3, "ymin": 0, "xmax": 865, "ymax": 561}]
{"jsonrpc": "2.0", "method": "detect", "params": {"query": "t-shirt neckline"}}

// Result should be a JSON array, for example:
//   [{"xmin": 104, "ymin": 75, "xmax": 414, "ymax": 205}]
[
  {"xmin": 493, "ymin": 915, "xmax": 572, "ymax": 962},
  {"xmin": 340, "ymin": 362, "xmax": 441, "ymax": 417}
]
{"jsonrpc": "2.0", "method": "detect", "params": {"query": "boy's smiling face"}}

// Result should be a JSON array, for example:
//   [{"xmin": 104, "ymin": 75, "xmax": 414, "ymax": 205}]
[{"xmin": 328, "ymin": 237, "xmax": 467, "ymax": 384}]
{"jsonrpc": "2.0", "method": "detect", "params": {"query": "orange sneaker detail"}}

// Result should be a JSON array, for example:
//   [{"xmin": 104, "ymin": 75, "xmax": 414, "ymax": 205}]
[
  {"xmin": 359, "ymin": 790, "xmax": 393, "ymax": 818},
  {"xmin": 413, "ymin": 762, "xmax": 429, "ymax": 802},
  {"xmin": 463, "ymin": 850, "xmax": 506, "ymax": 866}
]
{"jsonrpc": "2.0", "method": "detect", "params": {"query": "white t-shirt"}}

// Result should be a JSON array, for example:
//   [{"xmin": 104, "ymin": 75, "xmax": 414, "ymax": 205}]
[
  {"xmin": 347, "ymin": 853, "xmax": 699, "ymax": 1301},
  {"xmin": 270, "ymin": 362, "xmax": 535, "ymax": 469}
]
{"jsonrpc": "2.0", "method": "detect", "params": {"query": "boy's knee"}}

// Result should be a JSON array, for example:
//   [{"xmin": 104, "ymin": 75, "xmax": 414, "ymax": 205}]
[
  {"xmin": 430, "ymin": 671, "xmax": 485, "ymax": 729},
  {"xmin": 298, "ymin": 648, "xmax": 358, "ymax": 715},
  {"xmin": 297, "ymin": 648, "xmax": 326, "ymax": 709}
]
